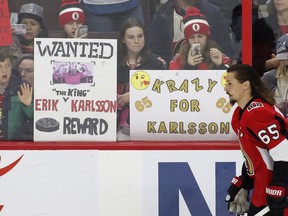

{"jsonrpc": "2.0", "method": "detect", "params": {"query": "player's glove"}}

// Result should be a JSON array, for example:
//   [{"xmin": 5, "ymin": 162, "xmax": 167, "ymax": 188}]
[
  {"xmin": 225, "ymin": 176, "xmax": 250, "ymax": 215},
  {"xmin": 266, "ymin": 183, "xmax": 288, "ymax": 216}
]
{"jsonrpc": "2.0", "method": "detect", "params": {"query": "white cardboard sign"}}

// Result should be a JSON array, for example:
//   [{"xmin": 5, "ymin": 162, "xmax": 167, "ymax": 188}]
[
  {"xmin": 130, "ymin": 70, "xmax": 237, "ymax": 141},
  {"xmin": 34, "ymin": 38, "xmax": 117, "ymax": 141}
]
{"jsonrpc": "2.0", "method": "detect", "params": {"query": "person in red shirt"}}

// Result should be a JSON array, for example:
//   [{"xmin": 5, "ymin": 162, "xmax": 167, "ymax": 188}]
[
  {"xmin": 169, "ymin": 7, "xmax": 230, "ymax": 70},
  {"xmin": 224, "ymin": 64, "xmax": 288, "ymax": 216}
]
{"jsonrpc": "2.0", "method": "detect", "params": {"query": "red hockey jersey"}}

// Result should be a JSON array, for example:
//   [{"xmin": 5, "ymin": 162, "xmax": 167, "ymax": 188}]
[{"xmin": 231, "ymin": 98, "xmax": 288, "ymax": 207}]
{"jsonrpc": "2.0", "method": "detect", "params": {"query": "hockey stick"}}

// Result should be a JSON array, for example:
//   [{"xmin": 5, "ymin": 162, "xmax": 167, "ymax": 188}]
[{"xmin": 254, "ymin": 206, "xmax": 270, "ymax": 216}]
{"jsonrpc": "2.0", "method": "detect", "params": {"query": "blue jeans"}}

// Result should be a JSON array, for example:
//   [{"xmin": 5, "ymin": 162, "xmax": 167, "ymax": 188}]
[{"xmin": 84, "ymin": 5, "xmax": 144, "ymax": 32}]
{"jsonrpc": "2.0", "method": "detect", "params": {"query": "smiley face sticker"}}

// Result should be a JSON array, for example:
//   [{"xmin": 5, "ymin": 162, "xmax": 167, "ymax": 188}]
[
  {"xmin": 131, "ymin": 71, "xmax": 151, "ymax": 90},
  {"xmin": 221, "ymin": 72, "xmax": 228, "ymax": 88}
]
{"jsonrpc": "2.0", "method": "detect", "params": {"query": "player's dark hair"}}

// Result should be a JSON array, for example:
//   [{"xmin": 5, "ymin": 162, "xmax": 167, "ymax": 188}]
[{"xmin": 227, "ymin": 64, "xmax": 275, "ymax": 105}]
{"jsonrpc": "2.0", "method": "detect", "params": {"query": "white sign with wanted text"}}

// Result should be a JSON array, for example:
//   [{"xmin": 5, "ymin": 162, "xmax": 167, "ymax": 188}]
[{"xmin": 34, "ymin": 38, "xmax": 117, "ymax": 141}]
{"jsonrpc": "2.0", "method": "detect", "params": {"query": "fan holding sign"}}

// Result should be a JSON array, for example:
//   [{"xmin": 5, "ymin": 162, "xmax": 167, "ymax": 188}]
[{"xmin": 117, "ymin": 17, "xmax": 166, "ymax": 140}]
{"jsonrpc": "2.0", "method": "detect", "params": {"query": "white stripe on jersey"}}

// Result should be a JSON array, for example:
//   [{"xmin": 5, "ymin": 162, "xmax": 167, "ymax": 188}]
[
  {"xmin": 270, "ymin": 138, "xmax": 288, "ymax": 161},
  {"xmin": 256, "ymin": 146, "xmax": 274, "ymax": 171}
]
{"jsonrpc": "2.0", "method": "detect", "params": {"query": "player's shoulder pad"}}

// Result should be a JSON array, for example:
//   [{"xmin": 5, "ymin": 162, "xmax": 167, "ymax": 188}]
[
  {"xmin": 247, "ymin": 101, "xmax": 264, "ymax": 112},
  {"xmin": 244, "ymin": 101, "xmax": 267, "ymax": 122}
]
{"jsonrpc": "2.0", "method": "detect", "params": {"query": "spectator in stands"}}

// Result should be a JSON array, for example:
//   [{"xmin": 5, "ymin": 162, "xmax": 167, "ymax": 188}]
[
  {"xmin": 230, "ymin": 4, "xmax": 242, "ymax": 64},
  {"xmin": 16, "ymin": 3, "xmax": 48, "ymax": 54},
  {"xmin": 15, "ymin": 54, "xmax": 34, "ymax": 88},
  {"xmin": 80, "ymin": 0, "xmax": 144, "ymax": 32},
  {"xmin": 252, "ymin": 0, "xmax": 288, "ymax": 76},
  {"xmin": 231, "ymin": 2, "xmax": 264, "ymax": 65},
  {"xmin": 0, "ymin": 46, "xmax": 33, "ymax": 140},
  {"xmin": 117, "ymin": 17, "xmax": 166, "ymax": 140},
  {"xmin": 14, "ymin": 54, "xmax": 34, "ymax": 140},
  {"xmin": 169, "ymin": 7, "xmax": 231, "ymax": 70},
  {"xmin": 148, "ymin": 0, "xmax": 234, "ymax": 65},
  {"xmin": 59, "ymin": 0, "xmax": 87, "ymax": 38},
  {"xmin": 262, "ymin": 34, "xmax": 288, "ymax": 117},
  {"xmin": 206, "ymin": 0, "xmax": 240, "ymax": 27},
  {"xmin": 10, "ymin": 35, "xmax": 23, "ymax": 67}
]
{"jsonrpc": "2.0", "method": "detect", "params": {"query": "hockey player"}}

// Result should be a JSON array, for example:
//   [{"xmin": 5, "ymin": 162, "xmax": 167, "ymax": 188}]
[{"xmin": 224, "ymin": 64, "xmax": 288, "ymax": 215}]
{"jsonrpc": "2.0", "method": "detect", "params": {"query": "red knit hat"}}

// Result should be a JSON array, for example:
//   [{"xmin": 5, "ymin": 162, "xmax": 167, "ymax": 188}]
[
  {"xmin": 58, "ymin": 0, "xmax": 85, "ymax": 27},
  {"xmin": 182, "ymin": 7, "xmax": 210, "ymax": 40}
]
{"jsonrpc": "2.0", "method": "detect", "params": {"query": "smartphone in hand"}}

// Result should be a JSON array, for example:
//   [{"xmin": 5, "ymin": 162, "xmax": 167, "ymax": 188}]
[
  {"xmin": 11, "ymin": 24, "xmax": 26, "ymax": 34},
  {"xmin": 191, "ymin": 43, "xmax": 201, "ymax": 56},
  {"xmin": 77, "ymin": 25, "xmax": 88, "ymax": 38}
]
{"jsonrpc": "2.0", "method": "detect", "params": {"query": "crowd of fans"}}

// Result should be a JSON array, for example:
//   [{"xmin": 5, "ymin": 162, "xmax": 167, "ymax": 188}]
[
  {"xmin": 3, "ymin": 1, "xmax": 288, "ymax": 215},
  {"xmin": 1, "ymin": 0, "xmax": 285, "ymax": 141}
]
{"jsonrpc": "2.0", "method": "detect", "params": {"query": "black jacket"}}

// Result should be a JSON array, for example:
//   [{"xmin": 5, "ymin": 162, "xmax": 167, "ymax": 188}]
[
  {"xmin": 252, "ymin": 12, "xmax": 279, "ymax": 76},
  {"xmin": 117, "ymin": 53, "xmax": 166, "ymax": 85}
]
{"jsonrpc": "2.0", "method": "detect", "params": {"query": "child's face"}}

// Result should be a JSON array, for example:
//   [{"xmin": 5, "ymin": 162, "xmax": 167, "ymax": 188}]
[
  {"xmin": 188, "ymin": 33, "xmax": 207, "ymax": 53},
  {"xmin": 0, "ymin": 58, "xmax": 12, "ymax": 87},
  {"xmin": 123, "ymin": 26, "xmax": 145, "ymax": 55},
  {"xmin": 63, "ymin": 21, "xmax": 83, "ymax": 38},
  {"xmin": 20, "ymin": 18, "xmax": 41, "ymax": 42}
]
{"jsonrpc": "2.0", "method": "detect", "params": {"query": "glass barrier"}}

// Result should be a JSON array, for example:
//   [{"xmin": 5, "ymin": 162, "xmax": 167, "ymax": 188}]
[{"xmin": 1, "ymin": 0, "xmax": 254, "ymax": 141}]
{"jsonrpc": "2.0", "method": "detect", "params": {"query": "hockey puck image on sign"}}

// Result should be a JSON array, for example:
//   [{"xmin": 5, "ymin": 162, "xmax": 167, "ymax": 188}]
[{"xmin": 36, "ymin": 118, "xmax": 60, "ymax": 132}]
